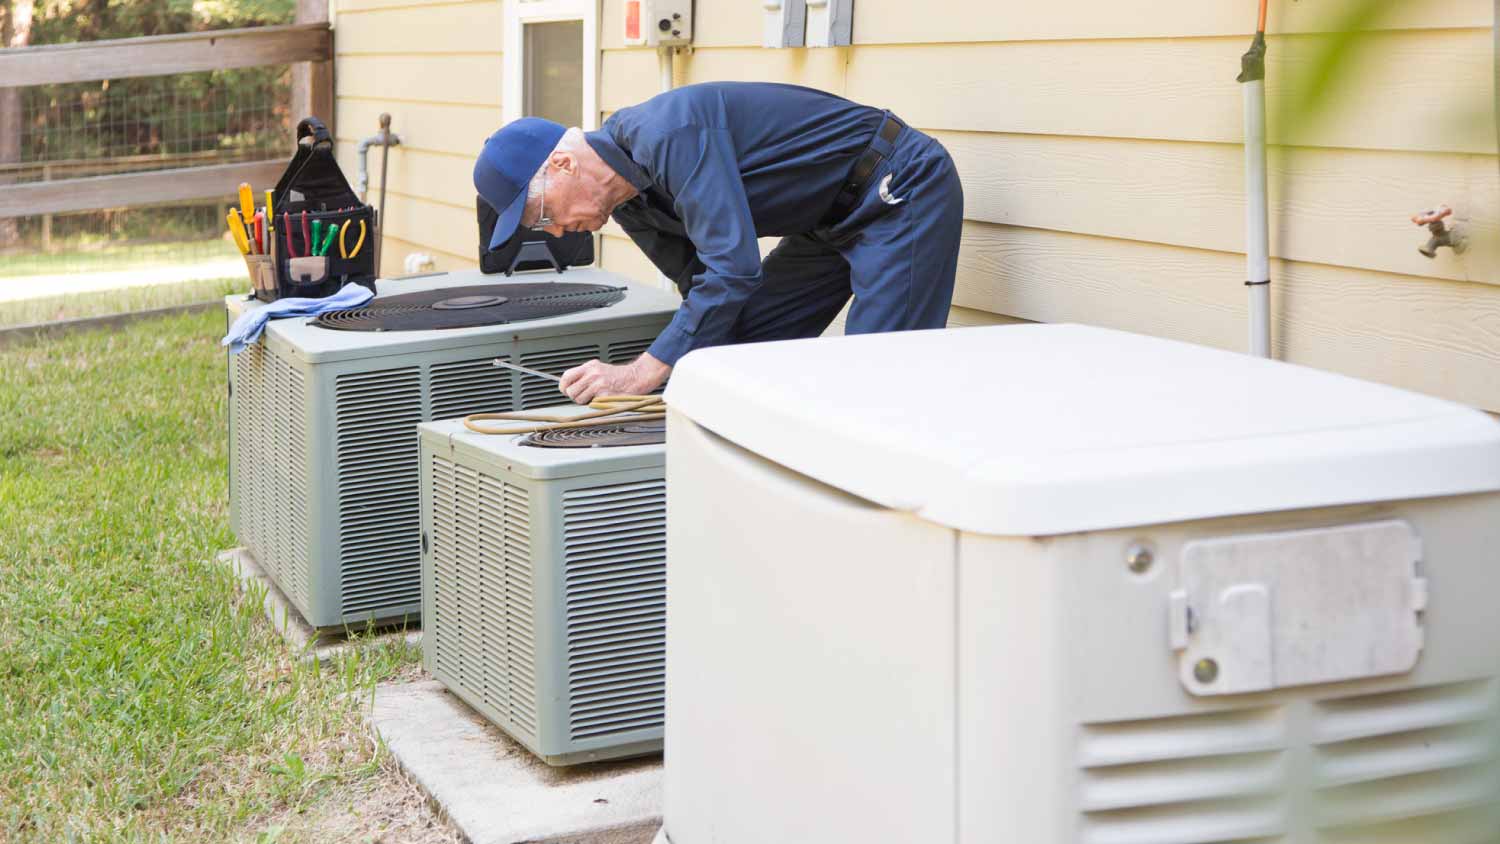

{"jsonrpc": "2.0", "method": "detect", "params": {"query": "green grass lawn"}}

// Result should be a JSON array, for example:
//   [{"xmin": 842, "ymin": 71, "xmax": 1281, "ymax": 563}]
[
  {"xmin": 0, "ymin": 239, "xmax": 236, "ymax": 279},
  {"xmin": 0, "ymin": 311, "xmax": 424, "ymax": 842}
]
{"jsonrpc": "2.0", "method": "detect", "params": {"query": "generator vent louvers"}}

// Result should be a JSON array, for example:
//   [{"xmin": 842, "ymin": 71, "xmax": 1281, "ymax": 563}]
[
  {"xmin": 562, "ymin": 479, "xmax": 667, "ymax": 741},
  {"xmin": 428, "ymin": 454, "xmax": 539, "ymax": 741},
  {"xmin": 335, "ymin": 367, "xmax": 424, "ymax": 618},
  {"xmin": 232, "ymin": 343, "xmax": 312, "ymax": 611},
  {"xmin": 519, "ymin": 345, "xmax": 602, "ymax": 409},
  {"xmin": 431, "ymin": 356, "xmax": 517, "ymax": 420},
  {"xmin": 1075, "ymin": 678, "xmax": 1500, "ymax": 843}
]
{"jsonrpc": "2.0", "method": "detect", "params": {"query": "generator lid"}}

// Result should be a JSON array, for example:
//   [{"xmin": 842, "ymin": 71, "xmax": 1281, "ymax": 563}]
[
  {"xmin": 665, "ymin": 324, "xmax": 1500, "ymax": 536},
  {"xmin": 419, "ymin": 416, "xmax": 664, "ymax": 481}
]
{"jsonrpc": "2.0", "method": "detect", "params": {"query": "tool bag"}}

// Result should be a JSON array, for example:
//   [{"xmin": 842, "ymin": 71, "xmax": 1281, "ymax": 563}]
[{"xmin": 264, "ymin": 117, "xmax": 378, "ymax": 301}]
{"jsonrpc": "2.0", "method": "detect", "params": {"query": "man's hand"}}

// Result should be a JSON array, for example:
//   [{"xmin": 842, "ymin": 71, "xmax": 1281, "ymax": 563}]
[{"xmin": 559, "ymin": 353, "xmax": 671, "ymax": 405}]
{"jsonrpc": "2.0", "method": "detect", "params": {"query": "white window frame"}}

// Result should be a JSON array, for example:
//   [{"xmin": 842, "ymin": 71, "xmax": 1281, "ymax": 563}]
[{"xmin": 504, "ymin": 0, "xmax": 600, "ymax": 130}]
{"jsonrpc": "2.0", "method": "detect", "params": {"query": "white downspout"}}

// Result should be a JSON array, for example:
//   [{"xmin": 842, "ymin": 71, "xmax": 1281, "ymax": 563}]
[
  {"xmin": 1239, "ymin": 27, "xmax": 1272, "ymax": 358},
  {"xmin": 659, "ymin": 46, "xmax": 675, "ymax": 95},
  {"xmin": 656, "ymin": 46, "xmax": 676, "ymax": 293}
]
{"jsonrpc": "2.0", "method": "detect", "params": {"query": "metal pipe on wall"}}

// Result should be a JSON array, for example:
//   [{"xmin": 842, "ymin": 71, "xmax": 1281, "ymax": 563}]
[
  {"xmin": 656, "ymin": 46, "xmax": 675, "ymax": 293},
  {"xmin": 1238, "ymin": 15, "xmax": 1272, "ymax": 359},
  {"xmin": 659, "ymin": 46, "xmax": 674, "ymax": 95}
]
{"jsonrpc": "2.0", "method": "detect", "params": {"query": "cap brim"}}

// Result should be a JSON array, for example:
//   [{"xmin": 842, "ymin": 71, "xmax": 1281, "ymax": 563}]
[{"xmin": 488, "ymin": 189, "xmax": 529, "ymax": 250}]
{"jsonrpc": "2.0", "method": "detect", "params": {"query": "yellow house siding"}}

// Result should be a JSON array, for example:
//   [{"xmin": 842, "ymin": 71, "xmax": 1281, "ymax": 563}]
[
  {"xmin": 332, "ymin": 0, "xmax": 502, "ymax": 276},
  {"xmin": 330, "ymin": 0, "xmax": 1500, "ymax": 410},
  {"xmin": 592, "ymin": 0, "xmax": 1500, "ymax": 411},
  {"xmin": 597, "ymin": 0, "xmax": 1489, "ymax": 47}
]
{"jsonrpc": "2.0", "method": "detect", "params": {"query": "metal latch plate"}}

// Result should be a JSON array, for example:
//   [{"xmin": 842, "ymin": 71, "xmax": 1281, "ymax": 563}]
[{"xmin": 1171, "ymin": 520, "xmax": 1426, "ymax": 697}]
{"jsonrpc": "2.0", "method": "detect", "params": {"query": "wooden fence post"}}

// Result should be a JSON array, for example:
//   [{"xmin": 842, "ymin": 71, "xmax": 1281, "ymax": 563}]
[
  {"xmin": 40, "ymin": 164, "xmax": 51, "ymax": 251},
  {"xmin": 291, "ymin": 0, "xmax": 334, "ymax": 132}
]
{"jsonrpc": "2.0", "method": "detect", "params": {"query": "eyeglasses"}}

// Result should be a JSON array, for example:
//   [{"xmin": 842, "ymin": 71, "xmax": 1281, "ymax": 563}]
[{"xmin": 527, "ymin": 168, "xmax": 553, "ymax": 231}]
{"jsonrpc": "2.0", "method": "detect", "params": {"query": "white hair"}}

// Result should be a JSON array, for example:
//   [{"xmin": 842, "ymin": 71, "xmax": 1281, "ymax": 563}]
[{"xmin": 527, "ymin": 127, "xmax": 586, "ymax": 201}]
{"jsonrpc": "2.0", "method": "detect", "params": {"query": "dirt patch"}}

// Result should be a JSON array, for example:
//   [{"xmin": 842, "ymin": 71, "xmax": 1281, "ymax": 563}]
[{"xmin": 248, "ymin": 753, "xmax": 464, "ymax": 844}]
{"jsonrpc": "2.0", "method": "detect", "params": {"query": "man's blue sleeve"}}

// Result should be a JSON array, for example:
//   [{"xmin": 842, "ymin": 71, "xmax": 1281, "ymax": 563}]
[
  {"xmin": 643, "ymin": 126, "xmax": 763, "ymax": 367},
  {"xmin": 611, "ymin": 200, "xmax": 704, "ymax": 296}
]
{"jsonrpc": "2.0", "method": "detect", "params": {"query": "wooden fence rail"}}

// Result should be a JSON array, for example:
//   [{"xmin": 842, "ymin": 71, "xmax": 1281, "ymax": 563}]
[
  {"xmin": 0, "ymin": 7, "xmax": 332, "ymax": 222},
  {"xmin": 0, "ymin": 23, "xmax": 331, "ymax": 88},
  {"xmin": 0, "ymin": 160, "xmax": 285, "ymax": 218}
]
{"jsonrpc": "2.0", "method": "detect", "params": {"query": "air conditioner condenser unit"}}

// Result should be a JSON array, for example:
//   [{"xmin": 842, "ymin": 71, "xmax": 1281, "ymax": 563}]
[
  {"xmin": 654, "ymin": 324, "xmax": 1500, "ymax": 844},
  {"xmin": 418, "ymin": 416, "xmax": 668, "ymax": 765},
  {"xmin": 226, "ymin": 269, "xmax": 679, "ymax": 631}
]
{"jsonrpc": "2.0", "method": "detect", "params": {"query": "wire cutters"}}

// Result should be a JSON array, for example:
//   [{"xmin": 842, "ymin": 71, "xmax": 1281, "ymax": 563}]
[{"xmin": 340, "ymin": 219, "xmax": 368, "ymax": 259}]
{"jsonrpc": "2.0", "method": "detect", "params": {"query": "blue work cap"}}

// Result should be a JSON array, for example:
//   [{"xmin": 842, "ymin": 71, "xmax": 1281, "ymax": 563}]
[{"xmin": 473, "ymin": 117, "xmax": 567, "ymax": 250}]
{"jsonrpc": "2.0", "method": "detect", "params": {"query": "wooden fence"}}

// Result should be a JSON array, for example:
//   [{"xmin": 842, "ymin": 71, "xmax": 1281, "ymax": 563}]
[{"xmin": 0, "ymin": 1, "xmax": 332, "ymax": 220}]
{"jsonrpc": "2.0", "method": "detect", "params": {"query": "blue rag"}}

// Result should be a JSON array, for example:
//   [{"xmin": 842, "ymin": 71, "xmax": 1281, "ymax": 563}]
[{"xmin": 221, "ymin": 283, "xmax": 375, "ymax": 354}]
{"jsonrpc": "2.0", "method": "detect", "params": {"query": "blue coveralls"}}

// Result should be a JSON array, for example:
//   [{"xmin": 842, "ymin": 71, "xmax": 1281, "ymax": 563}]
[{"xmin": 585, "ymin": 82, "xmax": 964, "ymax": 367}]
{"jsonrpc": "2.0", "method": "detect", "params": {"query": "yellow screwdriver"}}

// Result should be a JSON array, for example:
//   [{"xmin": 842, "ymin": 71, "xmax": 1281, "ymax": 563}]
[
  {"xmin": 237, "ymin": 182, "xmax": 257, "ymax": 253},
  {"xmin": 226, "ymin": 209, "xmax": 251, "ymax": 255}
]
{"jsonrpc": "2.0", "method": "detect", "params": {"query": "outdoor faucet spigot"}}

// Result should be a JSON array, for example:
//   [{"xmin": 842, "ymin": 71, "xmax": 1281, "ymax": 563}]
[{"xmin": 1412, "ymin": 205, "xmax": 1467, "ymax": 259}]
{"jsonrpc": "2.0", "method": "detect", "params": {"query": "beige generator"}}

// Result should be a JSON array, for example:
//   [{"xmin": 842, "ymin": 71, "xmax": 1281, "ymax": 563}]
[{"xmin": 654, "ymin": 324, "xmax": 1500, "ymax": 844}]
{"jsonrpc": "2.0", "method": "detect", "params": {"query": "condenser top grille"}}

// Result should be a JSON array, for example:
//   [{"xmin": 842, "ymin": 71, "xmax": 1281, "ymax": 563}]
[
  {"xmin": 312, "ymin": 283, "xmax": 627, "ymax": 331},
  {"xmin": 523, "ymin": 421, "xmax": 666, "ymax": 449}
]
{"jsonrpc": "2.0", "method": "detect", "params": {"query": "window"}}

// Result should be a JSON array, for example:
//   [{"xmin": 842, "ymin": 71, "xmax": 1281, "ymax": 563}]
[{"xmin": 505, "ymin": 0, "xmax": 599, "ymax": 130}]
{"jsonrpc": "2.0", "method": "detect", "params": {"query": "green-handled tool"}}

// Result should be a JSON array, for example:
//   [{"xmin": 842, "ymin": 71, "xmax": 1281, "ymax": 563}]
[
  {"xmin": 311, "ymin": 220, "xmax": 323, "ymax": 255},
  {"xmin": 316, "ymin": 223, "xmax": 340, "ymax": 257}
]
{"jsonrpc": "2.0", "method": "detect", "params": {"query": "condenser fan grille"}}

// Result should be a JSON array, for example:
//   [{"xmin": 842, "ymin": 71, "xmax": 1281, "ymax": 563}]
[
  {"xmin": 314, "ymin": 283, "xmax": 627, "ymax": 331},
  {"xmin": 522, "ymin": 421, "xmax": 666, "ymax": 448}
]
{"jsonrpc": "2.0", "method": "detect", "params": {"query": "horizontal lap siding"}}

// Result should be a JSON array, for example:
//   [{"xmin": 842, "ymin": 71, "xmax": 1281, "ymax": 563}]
[
  {"xmin": 600, "ymin": 0, "xmax": 1489, "ymax": 47},
  {"xmin": 331, "ymin": 0, "xmax": 1500, "ymax": 408},
  {"xmin": 595, "ymin": 0, "xmax": 1500, "ymax": 409},
  {"xmin": 333, "ymin": 0, "xmax": 502, "ymax": 276}
]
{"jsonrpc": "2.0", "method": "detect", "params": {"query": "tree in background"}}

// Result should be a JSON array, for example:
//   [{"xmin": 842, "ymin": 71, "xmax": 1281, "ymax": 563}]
[{"xmin": 0, "ymin": 0, "xmax": 36, "ymax": 248}]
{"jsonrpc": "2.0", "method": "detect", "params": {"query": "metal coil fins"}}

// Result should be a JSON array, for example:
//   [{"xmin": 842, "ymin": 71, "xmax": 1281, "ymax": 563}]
[{"xmin": 521, "ymin": 420, "xmax": 666, "ymax": 448}]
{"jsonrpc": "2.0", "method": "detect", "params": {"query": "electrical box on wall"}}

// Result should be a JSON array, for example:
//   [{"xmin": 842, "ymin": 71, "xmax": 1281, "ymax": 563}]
[
  {"xmin": 805, "ymin": 0, "xmax": 851, "ymax": 47},
  {"xmin": 763, "ymin": 0, "xmax": 806, "ymax": 48},
  {"xmin": 624, "ymin": 0, "xmax": 692, "ymax": 47}
]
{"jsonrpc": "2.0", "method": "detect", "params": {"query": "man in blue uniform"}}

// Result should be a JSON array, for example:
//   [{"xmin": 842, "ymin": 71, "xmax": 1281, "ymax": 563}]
[{"xmin": 473, "ymin": 82, "xmax": 964, "ymax": 404}]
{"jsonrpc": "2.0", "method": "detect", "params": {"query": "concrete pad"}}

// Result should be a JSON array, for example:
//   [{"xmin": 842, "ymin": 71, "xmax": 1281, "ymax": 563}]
[
  {"xmin": 370, "ymin": 680, "xmax": 662, "ymax": 844},
  {"xmin": 217, "ymin": 547, "xmax": 421, "ymax": 663}
]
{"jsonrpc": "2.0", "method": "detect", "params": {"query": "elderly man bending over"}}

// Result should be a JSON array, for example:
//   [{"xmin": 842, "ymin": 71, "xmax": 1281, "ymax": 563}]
[{"xmin": 473, "ymin": 81, "xmax": 964, "ymax": 405}]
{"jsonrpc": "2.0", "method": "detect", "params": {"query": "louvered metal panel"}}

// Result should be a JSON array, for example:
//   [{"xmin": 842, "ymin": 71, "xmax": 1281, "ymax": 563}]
[
  {"xmin": 606, "ymin": 338, "xmax": 652, "ymax": 364},
  {"xmin": 231, "ymin": 343, "xmax": 312, "ymax": 611},
  {"xmin": 428, "ymin": 455, "xmax": 463, "ymax": 681},
  {"xmin": 500, "ymin": 482, "xmax": 538, "ymax": 734},
  {"xmin": 562, "ymin": 480, "xmax": 667, "ymax": 741},
  {"xmin": 424, "ymin": 454, "xmax": 540, "ymax": 743},
  {"xmin": 431, "ymin": 356, "xmax": 515, "ymax": 420},
  {"xmin": 276, "ymin": 355, "xmax": 310, "ymax": 609},
  {"xmin": 1075, "ymin": 679, "xmax": 1500, "ymax": 843},
  {"xmin": 520, "ymin": 345, "xmax": 602, "ymax": 409},
  {"xmin": 335, "ymin": 367, "xmax": 423, "ymax": 618}
]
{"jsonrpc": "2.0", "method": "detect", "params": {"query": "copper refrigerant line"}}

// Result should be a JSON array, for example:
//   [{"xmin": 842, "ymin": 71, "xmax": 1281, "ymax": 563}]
[{"xmin": 463, "ymin": 359, "xmax": 665, "ymax": 435}]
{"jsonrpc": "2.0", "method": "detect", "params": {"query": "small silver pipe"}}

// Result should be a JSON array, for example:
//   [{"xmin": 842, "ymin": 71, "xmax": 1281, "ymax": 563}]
[
  {"xmin": 1242, "ymin": 72, "xmax": 1271, "ymax": 358},
  {"xmin": 659, "ymin": 46, "xmax": 674, "ymax": 94}
]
